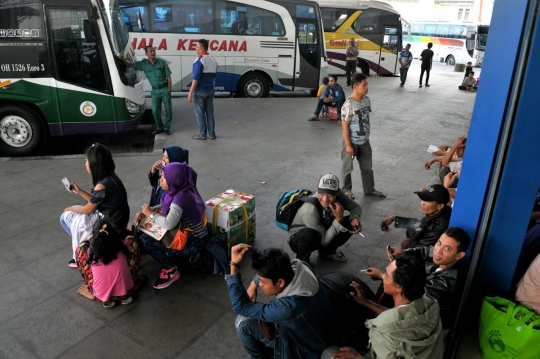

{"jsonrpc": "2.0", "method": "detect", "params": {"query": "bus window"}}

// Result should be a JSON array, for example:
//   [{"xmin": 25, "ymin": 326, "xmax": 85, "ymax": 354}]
[
  {"xmin": 296, "ymin": 4, "xmax": 316, "ymax": 19},
  {"xmin": 150, "ymin": 0, "xmax": 213, "ymax": 33},
  {"xmin": 121, "ymin": 6, "xmax": 148, "ymax": 32},
  {"xmin": 353, "ymin": 8, "xmax": 383, "ymax": 35},
  {"xmin": 320, "ymin": 9, "xmax": 349, "ymax": 32},
  {"xmin": 436, "ymin": 24, "xmax": 449, "ymax": 37},
  {"xmin": 0, "ymin": 1, "xmax": 45, "ymax": 40},
  {"xmin": 449, "ymin": 25, "xmax": 466, "ymax": 39},
  {"xmin": 49, "ymin": 9, "xmax": 107, "ymax": 92},
  {"xmin": 216, "ymin": 2, "xmax": 285, "ymax": 36},
  {"xmin": 424, "ymin": 24, "xmax": 437, "ymax": 37},
  {"xmin": 412, "ymin": 23, "xmax": 424, "ymax": 36}
]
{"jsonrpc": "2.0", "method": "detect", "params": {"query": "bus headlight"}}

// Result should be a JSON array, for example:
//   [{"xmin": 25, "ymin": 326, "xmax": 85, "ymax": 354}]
[{"xmin": 125, "ymin": 99, "xmax": 141, "ymax": 115}]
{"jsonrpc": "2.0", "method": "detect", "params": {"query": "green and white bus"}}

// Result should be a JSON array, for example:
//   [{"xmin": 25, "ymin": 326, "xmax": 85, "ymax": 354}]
[{"xmin": 0, "ymin": 0, "xmax": 146, "ymax": 156}]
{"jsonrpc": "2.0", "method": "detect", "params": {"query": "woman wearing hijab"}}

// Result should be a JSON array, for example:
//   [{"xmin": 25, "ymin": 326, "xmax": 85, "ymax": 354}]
[
  {"xmin": 136, "ymin": 162, "xmax": 208, "ymax": 289},
  {"xmin": 148, "ymin": 145, "xmax": 189, "ymax": 207}
]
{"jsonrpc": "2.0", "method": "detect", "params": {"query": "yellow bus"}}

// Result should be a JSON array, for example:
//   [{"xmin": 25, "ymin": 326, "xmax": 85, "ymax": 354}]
[{"xmin": 316, "ymin": 0, "xmax": 402, "ymax": 76}]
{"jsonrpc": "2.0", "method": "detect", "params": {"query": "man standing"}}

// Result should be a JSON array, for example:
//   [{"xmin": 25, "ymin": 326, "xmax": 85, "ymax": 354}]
[
  {"xmin": 419, "ymin": 42, "xmax": 434, "ymax": 87},
  {"xmin": 326, "ymin": 254, "xmax": 444, "ymax": 359},
  {"xmin": 189, "ymin": 39, "xmax": 218, "ymax": 140},
  {"xmin": 308, "ymin": 75, "xmax": 345, "ymax": 122},
  {"xmin": 288, "ymin": 173, "xmax": 363, "ymax": 263},
  {"xmin": 345, "ymin": 38, "xmax": 360, "ymax": 86},
  {"xmin": 120, "ymin": 46, "xmax": 172, "ymax": 135},
  {"xmin": 341, "ymin": 74, "xmax": 385, "ymax": 199},
  {"xmin": 398, "ymin": 43, "xmax": 413, "ymax": 87},
  {"xmin": 227, "ymin": 244, "xmax": 332, "ymax": 358}
]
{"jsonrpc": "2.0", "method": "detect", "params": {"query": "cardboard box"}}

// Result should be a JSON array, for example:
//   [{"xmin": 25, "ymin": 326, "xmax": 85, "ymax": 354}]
[{"xmin": 205, "ymin": 189, "xmax": 256, "ymax": 247}]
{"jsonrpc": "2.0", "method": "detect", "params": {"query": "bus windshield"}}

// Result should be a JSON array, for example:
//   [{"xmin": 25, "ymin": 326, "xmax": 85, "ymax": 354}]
[{"xmin": 98, "ymin": 0, "xmax": 131, "ymax": 55}]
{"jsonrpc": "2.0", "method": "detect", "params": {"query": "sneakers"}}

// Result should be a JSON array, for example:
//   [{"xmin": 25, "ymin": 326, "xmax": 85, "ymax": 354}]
[
  {"xmin": 322, "ymin": 250, "xmax": 348, "ymax": 262},
  {"xmin": 153, "ymin": 267, "xmax": 180, "ymax": 289},
  {"xmin": 68, "ymin": 259, "xmax": 77, "ymax": 268}
]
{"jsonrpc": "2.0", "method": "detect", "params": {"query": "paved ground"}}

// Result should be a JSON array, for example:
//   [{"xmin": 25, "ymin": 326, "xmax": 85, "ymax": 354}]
[{"xmin": 0, "ymin": 63, "xmax": 481, "ymax": 359}]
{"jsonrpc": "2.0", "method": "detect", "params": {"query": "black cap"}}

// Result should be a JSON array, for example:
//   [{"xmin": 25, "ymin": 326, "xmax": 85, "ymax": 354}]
[{"xmin": 414, "ymin": 184, "xmax": 449, "ymax": 204}]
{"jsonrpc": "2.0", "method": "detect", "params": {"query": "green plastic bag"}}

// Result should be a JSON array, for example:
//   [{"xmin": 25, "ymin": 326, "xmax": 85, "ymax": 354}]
[{"xmin": 479, "ymin": 296, "xmax": 540, "ymax": 359}]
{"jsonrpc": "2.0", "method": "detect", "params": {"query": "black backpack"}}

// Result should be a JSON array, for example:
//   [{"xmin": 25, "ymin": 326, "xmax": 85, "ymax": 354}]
[
  {"xmin": 275, "ymin": 189, "xmax": 320, "ymax": 230},
  {"xmin": 319, "ymin": 272, "xmax": 377, "ymax": 350}
]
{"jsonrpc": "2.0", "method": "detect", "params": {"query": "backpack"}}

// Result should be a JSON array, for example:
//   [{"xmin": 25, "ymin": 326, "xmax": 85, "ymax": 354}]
[
  {"xmin": 275, "ymin": 189, "xmax": 319, "ymax": 230},
  {"xmin": 319, "ymin": 272, "xmax": 377, "ymax": 350}
]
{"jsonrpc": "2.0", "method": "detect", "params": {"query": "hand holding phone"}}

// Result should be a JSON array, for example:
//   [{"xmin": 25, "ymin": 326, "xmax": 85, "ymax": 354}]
[
  {"xmin": 62, "ymin": 177, "xmax": 73, "ymax": 192},
  {"xmin": 386, "ymin": 245, "xmax": 395, "ymax": 260}
]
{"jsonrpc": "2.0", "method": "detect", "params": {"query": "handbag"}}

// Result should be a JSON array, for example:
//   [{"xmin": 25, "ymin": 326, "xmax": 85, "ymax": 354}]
[{"xmin": 479, "ymin": 296, "xmax": 540, "ymax": 359}]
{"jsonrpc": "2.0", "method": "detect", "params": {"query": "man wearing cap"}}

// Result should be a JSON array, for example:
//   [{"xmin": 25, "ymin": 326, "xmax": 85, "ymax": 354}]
[
  {"xmin": 119, "ymin": 46, "xmax": 173, "ymax": 135},
  {"xmin": 288, "ymin": 174, "xmax": 363, "ymax": 263},
  {"xmin": 345, "ymin": 38, "xmax": 360, "ymax": 86},
  {"xmin": 380, "ymin": 184, "xmax": 452, "ymax": 249}
]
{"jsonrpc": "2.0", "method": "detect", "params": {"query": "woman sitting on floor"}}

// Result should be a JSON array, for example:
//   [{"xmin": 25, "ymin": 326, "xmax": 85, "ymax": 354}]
[
  {"xmin": 76, "ymin": 219, "xmax": 141, "ymax": 308},
  {"xmin": 136, "ymin": 162, "xmax": 208, "ymax": 290},
  {"xmin": 148, "ymin": 145, "xmax": 189, "ymax": 207},
  {"xmin": 60, "ymin": 143, "xmax": 130, "ymax": 267}
]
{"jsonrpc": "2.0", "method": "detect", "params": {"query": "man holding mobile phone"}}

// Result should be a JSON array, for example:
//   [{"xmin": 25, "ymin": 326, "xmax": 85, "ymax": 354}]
[{"xmin": 288, "ymin": 173, "xmax": 363, "ymax": 264}]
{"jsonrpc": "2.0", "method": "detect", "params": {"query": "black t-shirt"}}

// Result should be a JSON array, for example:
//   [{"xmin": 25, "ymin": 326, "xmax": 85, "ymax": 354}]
[
  {"xmin": 90, "ymin": 176, "xmax": 129, "ymax": 231},
  {"xmin": 420, "ymin": 49, "xmax": 434, "ymax": 67}
]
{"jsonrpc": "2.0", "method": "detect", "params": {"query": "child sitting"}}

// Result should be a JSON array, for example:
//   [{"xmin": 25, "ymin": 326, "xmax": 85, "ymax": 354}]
[{"xmin": 317, "ymin": 76, "xmax": 330, "ymax": 119}]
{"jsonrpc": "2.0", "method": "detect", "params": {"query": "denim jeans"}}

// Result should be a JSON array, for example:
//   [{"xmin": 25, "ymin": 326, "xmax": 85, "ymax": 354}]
[
  {"xmin": 60, "ymin": 212, "xmax": 72, "ymax": 237},
  {"xmin": 235, "ymin": 315, "xmax": 274, "ymax": 358},
  {"xmin": 193, "ymin": 89, "xmax": 216, "ymax": 138}
]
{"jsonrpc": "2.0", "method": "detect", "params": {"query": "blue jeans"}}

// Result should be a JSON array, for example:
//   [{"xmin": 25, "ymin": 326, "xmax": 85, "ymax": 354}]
[
  {"xmin": 235, "ymin": 315, "xmax": 274, "ymax": 359},
  {"xmin": 60, "ymin": 212, "xmax": 72, "ymax": 237},
  {"xmin": 193, "ymin": 89, "xmax": 215, "ymax": 138}
]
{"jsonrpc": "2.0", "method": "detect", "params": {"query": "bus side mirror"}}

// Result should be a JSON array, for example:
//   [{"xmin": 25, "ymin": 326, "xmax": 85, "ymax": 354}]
[{"xmin": 83, "ymin": 20, "xmax": 95, "ymax": 42}]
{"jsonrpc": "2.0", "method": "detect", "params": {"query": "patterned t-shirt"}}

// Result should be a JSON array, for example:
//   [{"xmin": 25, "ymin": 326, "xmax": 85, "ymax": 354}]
[{"xmin": 342, "ymin": 96, "xmax": 371, "ymax": 145}]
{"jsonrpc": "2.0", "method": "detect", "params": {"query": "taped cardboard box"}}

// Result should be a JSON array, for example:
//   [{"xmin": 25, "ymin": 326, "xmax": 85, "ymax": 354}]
[{"xmin": 205, "ymin": 189, "xmax": 256, "ymax": 247}]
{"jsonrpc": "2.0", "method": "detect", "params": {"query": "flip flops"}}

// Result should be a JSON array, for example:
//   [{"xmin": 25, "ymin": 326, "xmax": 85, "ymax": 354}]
[
  {"xmin": 308, "ymin": 116, "xmax": 319, "ymax": 121},
  {"xmin": 192, "ymin": 134, "xmax": 207, "ymax": 140},
  {"xmin": 365, "ymin": 189, "xmax": 386, "ymax": 198}
]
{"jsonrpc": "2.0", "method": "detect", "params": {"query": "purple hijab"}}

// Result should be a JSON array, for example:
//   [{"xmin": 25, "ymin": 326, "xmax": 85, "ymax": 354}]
[{"xmin": 160, "ymin": 162, "xmax": 205, "ymax": 224}]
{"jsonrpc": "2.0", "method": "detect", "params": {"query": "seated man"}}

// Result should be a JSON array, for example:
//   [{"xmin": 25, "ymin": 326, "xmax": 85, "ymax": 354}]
[
  {"xmin": 515, "ymin": 251, "xmax": 540, "ymax": 314},
  {"xmin": 227, "ymin": 244, "xmax": 332, "ymax": 359},
  {"xmin": 325, "ymin": 254, "xmax": 444, "ymax": 359},
  {"xmin": 381, "ymin": 184, "xmax": 452, "ymax": 249},
  {"xmin": 374, "ymin": 227, "xmax": 471, "ymax": 329},
  {"xmin": 148, "ymin": 145, "xmax": 189, "ymax": 206},
  {"xmin": 308, "ymin": 75, "xmax": 345, "ymax": 122},
  {"xmin": 288, "ymin": 173, "xmax": 363, "ymax": 263},
  {"xmin": 459, "ymin": 71, "xmax": 477, "ymax": 91},
  {"xmin": 425, "ymin": 136, "xmax": 466, "ymax": 185}
]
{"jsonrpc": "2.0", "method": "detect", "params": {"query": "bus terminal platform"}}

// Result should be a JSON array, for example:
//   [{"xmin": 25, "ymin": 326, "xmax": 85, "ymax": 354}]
[{"xmin": 0, "ymin": 63, "xmax": 481, "ymax": 358}]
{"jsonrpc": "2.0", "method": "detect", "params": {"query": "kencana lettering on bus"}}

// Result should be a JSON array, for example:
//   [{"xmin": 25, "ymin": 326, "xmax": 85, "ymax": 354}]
[{"xmin": 131, "ymin": 38, "xmax": 247, "ymax": 52}]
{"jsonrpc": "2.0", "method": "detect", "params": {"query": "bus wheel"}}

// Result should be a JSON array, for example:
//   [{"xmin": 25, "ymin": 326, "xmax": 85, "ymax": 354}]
[
  {"xmin": 358, "ymin": 61, "xmax": 370, "ymax": 75},
  {"xmin": 238, "ymin": 73, "xmax": 270, "ymax": 98},
  {"xmin": 446, "ymin": 55, "xmax": 456, "ymax": 66},
  {"xmin": 0, "ymin": 104, "xmax": 46, "ymax": 156}
]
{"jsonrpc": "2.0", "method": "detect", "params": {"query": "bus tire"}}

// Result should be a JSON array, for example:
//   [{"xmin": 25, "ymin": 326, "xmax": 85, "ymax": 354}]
[
  {"xmin": 0, "ymin": 104, "xmax": 47, "ymax": 156},
  {"xmin": 446, "ymin": 55, "xmax": 456, "ymax": 66},
  {"xmin": 358, "ymin": 61, "xmax": 370, "ymax": 75},
  {"xmin": 238, "ymin": 73, "xmax": 270, "ymax": 98}
]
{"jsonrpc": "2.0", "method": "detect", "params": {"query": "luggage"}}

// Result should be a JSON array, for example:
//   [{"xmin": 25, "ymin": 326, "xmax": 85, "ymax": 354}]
[{"xmin": 275, "ymin": 189, "xmax": 318, "ymax": 230}]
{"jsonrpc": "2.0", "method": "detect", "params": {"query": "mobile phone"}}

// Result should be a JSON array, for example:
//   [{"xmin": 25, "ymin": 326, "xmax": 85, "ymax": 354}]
[
  {"xmin": 61, "ymin": 177, "xmax": 73, "ymax": 191},
  {"xmin": 386, "ymin": 245, "xmax": 394, "ymax": 260}
]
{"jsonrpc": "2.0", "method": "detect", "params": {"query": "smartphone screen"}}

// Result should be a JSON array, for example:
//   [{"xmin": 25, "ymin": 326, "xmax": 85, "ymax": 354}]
[{"xmin": 62, "ymin": 177, "xmax": 72, "ymax": 191}]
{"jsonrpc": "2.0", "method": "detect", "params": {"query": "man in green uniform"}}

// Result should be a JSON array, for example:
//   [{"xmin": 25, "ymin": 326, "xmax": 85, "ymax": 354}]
[{"xmin": 120, "ymin": 46, "xmax": 172, "ymax": 135}]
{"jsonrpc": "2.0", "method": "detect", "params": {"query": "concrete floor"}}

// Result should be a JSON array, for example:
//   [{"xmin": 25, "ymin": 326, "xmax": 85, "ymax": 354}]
[{"xmin": 0, "ymin": 62, "xmax": 482, "ymax": 358}]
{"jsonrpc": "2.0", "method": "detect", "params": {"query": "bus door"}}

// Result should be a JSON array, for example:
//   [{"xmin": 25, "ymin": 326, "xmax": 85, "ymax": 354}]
[
  {"xmin": 295, "ymin": 19, "xmax": 320, "ymax": 90},
  {"xmin": 379, "ymin": 26, "xmax": 399, "ymax": 75},
  {"xmin": 46, "ymin": 6, "xmax": 113, "ymax": 134}
]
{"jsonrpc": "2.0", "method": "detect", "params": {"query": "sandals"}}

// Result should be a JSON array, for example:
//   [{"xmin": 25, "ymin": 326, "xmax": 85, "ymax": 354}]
[
  {"xmin": 103, "ymin": 301, "xmax": 116, "ymax": 308},
  {"xmin": 192, "ymin": 134, "xmax": 206, "ymax": 140},
  {"xmin": 121, "ymin": 296, "xmax": 133, "ymax": 306},
  {"xmin": 365, "ymin": 189, "xmax": 386, "ymax": 198},
  {"xmin": 308, "ymin": 116, "xmax": 319, "ymax": 121},
  {"xmin": 209, "ymin": 136, "xmax": 217, "ymax": 140}
]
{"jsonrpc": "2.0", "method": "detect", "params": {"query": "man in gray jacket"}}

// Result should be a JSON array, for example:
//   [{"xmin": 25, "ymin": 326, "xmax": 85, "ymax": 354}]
[{"xmin": 288, "ymin": 173, "xmax": 363, "ymax": 263}]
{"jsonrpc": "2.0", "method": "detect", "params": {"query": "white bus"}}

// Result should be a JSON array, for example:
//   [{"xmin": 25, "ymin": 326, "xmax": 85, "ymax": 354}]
[
  {"xmin": 317, "ymin": 0, "xmax": 402, "ymax": 76},
  {"xmin": 0, "ymin": 0, "xmax": 146, "ymax": 156},
  {"xmin": 404, "ymin": 22, "xmax": 489, "ymax": 67},
  {"xmin": 118, "ymin": 0, "xmax": 328, "ymax": 97}
]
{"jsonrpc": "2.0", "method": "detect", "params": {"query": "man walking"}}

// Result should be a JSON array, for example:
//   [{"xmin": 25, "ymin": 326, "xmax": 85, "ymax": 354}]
[
  {"xmin": 341, "ymin": 73, "xmax": 385, "ymax": 199},
  {"xmin": 189, "ymin": 39, "xmax": 218, "ymax": 140},
  {"xmin": 345, "ymin": 38, "xmax": 359, "ymax": 86},
  {"xmin": 120, "ymin": 46, "xmax": 172, "ymax": 135},
  {"xmin": 419, "ymin": 42, "xmax": 434, "ymax": 87},
  {"xmin": 398, "ymin": 44, "xmax": 413, "ymax": 87}
]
